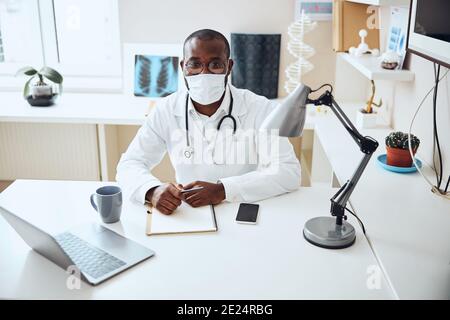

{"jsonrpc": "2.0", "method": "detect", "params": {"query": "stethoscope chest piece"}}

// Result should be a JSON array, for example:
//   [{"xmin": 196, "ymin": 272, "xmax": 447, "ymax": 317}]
[{"xmin": 184, "ymin": 146, "xmax": 194, "ymax": 159}]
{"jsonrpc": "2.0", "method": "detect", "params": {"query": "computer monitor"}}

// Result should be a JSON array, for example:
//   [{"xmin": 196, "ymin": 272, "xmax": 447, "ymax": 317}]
[{"xmin": 407, "ymin": 0, "xmax": 450, "ymax": 68}]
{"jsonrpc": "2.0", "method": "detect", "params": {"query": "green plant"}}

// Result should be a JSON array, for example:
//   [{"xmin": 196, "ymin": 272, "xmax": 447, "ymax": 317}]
[
  {"xmin": 385, "ymin": 131, "xmax": 420, "ymax": 151},
  {"xmin": 15, "ymin": 66, "xmax": 63, "ymax": 98}
]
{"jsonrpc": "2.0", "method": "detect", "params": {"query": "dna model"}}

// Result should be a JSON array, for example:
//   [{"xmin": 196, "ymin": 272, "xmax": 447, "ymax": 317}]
[{"xmin": 284, "ymin": 10, "xmax": 317, "ymax": 94}]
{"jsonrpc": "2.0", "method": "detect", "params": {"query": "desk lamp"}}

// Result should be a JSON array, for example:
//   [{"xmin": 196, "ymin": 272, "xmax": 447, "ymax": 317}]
[{"xmin": 261, "ymin": 84, "xmax": 379, "ymax": 249}]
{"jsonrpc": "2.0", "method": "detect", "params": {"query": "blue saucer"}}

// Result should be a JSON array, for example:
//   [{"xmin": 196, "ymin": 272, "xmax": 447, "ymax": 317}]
[{"xmin": 377, "ymin": 154, "xmax": 422, "ymax": 173}]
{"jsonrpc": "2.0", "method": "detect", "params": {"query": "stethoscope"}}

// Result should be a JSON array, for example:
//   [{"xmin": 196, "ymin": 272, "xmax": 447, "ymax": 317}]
[{"xmin": 183, "ymin": 90, "xmax": 237, "ymax": 159}]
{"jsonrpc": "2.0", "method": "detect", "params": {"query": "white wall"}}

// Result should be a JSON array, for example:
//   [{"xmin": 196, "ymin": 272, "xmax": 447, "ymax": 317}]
[
  {"xmin": 3, "ymin": 1, "xmax": 446, "ymax": 187},
  {"xmin": 2, "ymin": 0, "xmax": 335, "ymax": 184},
  {"xmin": 118, "ymin": 0, "xmax": 335, "ymax": 96},
  {"xmin": 115, "ymin": 0, "xmax": 336, "ymax": 184},
  {"xmin": 392, "ymin": 55, "xmax": 450, "ymax": 180},
  {"xmin": 373, "ymin": 5, "xmax": 450, "ymax": 183},
  {"xmin": 118, "ymin": 1, "xmax": 449, "ymax": 188}
]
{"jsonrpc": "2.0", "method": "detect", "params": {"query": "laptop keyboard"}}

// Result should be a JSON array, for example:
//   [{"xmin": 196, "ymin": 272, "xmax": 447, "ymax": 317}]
[{"xmin": 55, "ymin": 232, "xmax": 126, "ymax": 279}]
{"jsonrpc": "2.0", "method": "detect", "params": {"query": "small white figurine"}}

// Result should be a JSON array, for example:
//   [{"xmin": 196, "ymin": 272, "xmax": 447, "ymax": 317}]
[{"xmin": 349, "ymin": 29, "xmax": 380, "ymax": 57}]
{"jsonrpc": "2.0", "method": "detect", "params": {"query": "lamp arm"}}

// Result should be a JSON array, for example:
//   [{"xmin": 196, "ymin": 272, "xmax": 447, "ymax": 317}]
[
  {"xmin": 308, "ymin": 90, "xmax": 365, "ymax": 147},
  {"xmin": 308, "ymin": 90, "xmax": 379, "ymax": 226},
  {"xmin": 331, "ymin": 153, "xmax": 373, "ymax": 225},
  {"xmin": 330, "ymin": 98, "xmax": 365, "ymax": 147}
]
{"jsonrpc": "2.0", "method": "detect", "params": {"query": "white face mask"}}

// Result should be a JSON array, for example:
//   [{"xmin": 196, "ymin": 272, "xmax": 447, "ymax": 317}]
[{"xmin": 185, "ymin": 74, "xmax": 226, "ymax": 105}]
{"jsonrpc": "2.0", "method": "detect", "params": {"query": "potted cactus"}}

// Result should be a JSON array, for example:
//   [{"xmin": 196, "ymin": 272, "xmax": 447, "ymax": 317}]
[
  {"xmin": 385, "ymin": 131, "xmax": 420, "ymax": 167},
  {"xmin": 16, "ymin": 66, "xmax": 63, "ymax": 107}
]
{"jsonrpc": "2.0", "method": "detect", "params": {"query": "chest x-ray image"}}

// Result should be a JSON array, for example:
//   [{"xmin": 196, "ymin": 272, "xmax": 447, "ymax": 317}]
[{"xmin": 134, "ymin": 55, "xmax": 179, "ymax": 97}]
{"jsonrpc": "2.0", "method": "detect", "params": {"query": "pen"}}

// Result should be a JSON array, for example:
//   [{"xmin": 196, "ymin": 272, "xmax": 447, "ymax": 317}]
[{"xmin": 180, "ymin": 186, "xmax": 205, "ymax": 194}]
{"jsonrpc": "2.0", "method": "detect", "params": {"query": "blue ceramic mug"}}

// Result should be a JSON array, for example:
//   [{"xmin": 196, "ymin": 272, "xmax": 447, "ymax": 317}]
[{"xmin": 90, "ymin": 186, "xmax": 122, "ymax": 223}]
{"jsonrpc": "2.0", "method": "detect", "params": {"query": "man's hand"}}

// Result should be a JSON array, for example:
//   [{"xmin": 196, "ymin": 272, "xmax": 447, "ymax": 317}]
[
  {"xmin": 182, "ymin": 181, "xmax": 225, "ymax": 207},
  {"xmin": 146, "ymin": 183, "xmax": 183, "ymax": 215}
]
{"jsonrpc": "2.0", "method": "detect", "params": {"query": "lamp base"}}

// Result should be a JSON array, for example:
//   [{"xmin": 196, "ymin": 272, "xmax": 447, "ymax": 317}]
[{"xmin": 303, "ymin": 216, "xmax": 356, "ymax": 249}]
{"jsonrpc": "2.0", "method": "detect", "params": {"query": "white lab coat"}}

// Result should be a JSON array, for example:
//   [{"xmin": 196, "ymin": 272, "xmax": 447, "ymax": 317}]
[{"xmin": 116, "ymin": 84, "xmax": 301, "ymax": 204}]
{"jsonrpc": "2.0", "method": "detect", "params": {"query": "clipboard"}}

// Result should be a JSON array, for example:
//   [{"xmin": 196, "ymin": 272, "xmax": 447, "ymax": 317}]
[{"xmin": 145, "ymin": 202, "xmax": 218, "ymax": 236}]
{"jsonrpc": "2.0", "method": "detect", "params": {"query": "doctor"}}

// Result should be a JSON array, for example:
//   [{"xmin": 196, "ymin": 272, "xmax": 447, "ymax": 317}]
[{"xmin": 116, "ymin": 29, "xmax": 301, "ymax": 214}]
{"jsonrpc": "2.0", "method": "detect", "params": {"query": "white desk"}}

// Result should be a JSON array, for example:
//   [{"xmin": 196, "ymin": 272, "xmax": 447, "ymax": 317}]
[
  {"xmin": 0, "ymin": 180, "xmax": 392, "ymax": 299},
  {"xmin": 312, "ymin": 108, "xmax": 450, "ymax": 299}
]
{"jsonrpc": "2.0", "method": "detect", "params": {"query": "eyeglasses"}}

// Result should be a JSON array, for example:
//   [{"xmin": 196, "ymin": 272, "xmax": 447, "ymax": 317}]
[{"xmin": 184, "ymin": 59, "xmax": 228, "ymax": 75}]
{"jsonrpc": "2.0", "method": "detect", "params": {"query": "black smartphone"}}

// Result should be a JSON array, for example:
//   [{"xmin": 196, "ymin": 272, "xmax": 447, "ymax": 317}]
[{"xmin": 236, "ymin": 203, "xmax": 259, "ymax": 224}]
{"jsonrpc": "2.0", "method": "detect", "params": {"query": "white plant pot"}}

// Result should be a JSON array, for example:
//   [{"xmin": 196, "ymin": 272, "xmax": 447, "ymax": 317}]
[
  {"xmin": 356, "ymin": 110, "xmax": 377, "ymax": 129},
  {"xmin": 31, "ymin": 84, "xmax": 52, "ymax": 97}
]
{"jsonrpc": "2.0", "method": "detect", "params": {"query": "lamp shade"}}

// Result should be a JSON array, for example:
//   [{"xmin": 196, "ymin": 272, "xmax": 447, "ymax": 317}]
[{"xmin": 260, "ymin": 84, "xmax": 311, "ymax": 137}]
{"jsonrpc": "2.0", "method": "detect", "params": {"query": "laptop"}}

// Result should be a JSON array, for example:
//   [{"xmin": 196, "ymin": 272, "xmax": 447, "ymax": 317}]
[{"xmin": 0, "ymin": 206, "xmax": 155, "ymax": 286}]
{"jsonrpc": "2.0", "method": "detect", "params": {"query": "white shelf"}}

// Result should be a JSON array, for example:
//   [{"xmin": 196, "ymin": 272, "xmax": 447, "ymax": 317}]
[
  {"xmin": 339, "ymin": 53, "xmax": 415, "ymax": 82},
  {"xmin": 0, "ymin": 92, "xmax": 150, "ymax": 125},
  {"xmin": 345, "ymin": 0, "xmax": 409, "ymax": 6}
]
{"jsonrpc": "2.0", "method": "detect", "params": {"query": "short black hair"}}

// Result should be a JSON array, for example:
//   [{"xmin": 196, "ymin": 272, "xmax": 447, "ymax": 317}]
[{"xmin": 183, "ymin": 29, "xmax": 230, "ymax": 59}]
